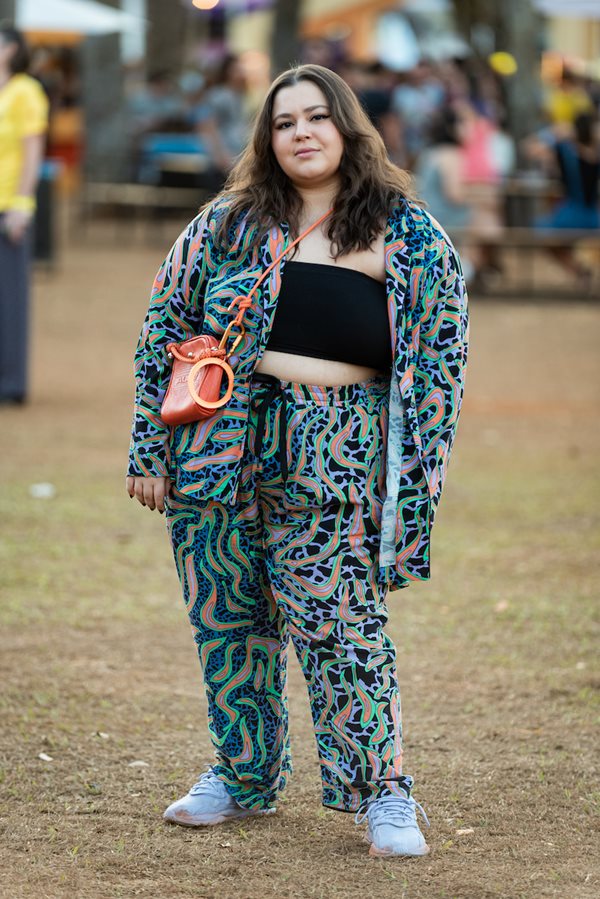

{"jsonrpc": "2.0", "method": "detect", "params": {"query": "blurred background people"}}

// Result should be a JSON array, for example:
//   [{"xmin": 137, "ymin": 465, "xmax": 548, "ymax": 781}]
[
  {"xmin": 415, "ymin": 106, "xmax": 473, "ymax": 281},
  {"xmin": 339, "ymin": 60, "xmax": 404, "ymax": 166},
  {"xmin": 416, "ymin": 106, "xmax": 469, "ymax": 230},
  {"xmin": 526, "ymin": 112, "xmax": 600, "ymax": 285},
  {"xmin": 128, "ymin": 69, "xmax": 186, "ymax": 137},
  {"xmin": 533, "ymin": 113, "xmax": 600, "ymax": 230},
  {"xmin": 191, "ymin": 54, "xmax": 252, "ymax": 192},
  {"xmin": 544, "ymin": 69, "xmax": 595, "ymax": 128},
  {"xmin": 127, "ymin": 69, "xmax": 187, "ymax": 182},
  {"xmin": 458, "ymin": 99, "xmax": 515, "ymax": 286},
  {"xmin": 390, "ymin": 60, "xmax": 445, "ymax": 168},
  {"xmin": 0, "ymin": 25, "xmax": 49, "ymax": 405}
]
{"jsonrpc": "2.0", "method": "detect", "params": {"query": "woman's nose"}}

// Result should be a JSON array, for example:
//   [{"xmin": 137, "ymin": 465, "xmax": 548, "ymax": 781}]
[{"xmin": 294, "ymin": 118, "xmax": 311, "ymax": 139}]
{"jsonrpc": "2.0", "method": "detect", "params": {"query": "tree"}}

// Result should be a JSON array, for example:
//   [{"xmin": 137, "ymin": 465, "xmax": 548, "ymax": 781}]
[
  {"xmin": 270, "ymin": 0, "xmax": 302, "ymax": 77},
  {"xmin": 452, "ymin": 0, "xmax": 543, "ymax": 140},
  {"xmin": 0, "ymin": 1, "xmax": 16, "ymax": 23},
  {"xmin": 496, "ymin": 0, "xmax": 544, "ymax": 140},
  {"xmin": 81, "ymin": 32, "xmax": 129, "ymax": 182},
  {"xmin": 146, "ymin": 0, "xmax": 190, "ymax": 80}
]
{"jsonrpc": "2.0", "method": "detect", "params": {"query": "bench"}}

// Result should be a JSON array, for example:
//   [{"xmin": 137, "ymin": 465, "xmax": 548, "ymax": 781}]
[
  {"xmin": 77, "ymin": 181, "xmax": 211, "ymax": 243},
  {"xmin": 447, "ymin": 226, "xmax": 600, "ymax": 297},
  {"xmin": 81, "ymin": 181, "xmax": 207, "ymax": 212}
]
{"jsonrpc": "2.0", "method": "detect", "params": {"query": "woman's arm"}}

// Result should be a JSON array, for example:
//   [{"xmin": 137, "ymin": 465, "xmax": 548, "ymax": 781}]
[
  {"xmin": 127, "ymin": 204, "xmax": 217, "ymax": 493},
  {"xmin": 411, "ymin": 227, "xmax": 469, "ymax": 523},
  {"xmin": 437, "ymin": 148, "xmax": 467, "ymax": 206},
  {"xmin": 4, "ymin": 132, "xmax": 45, "ymax": 243}
]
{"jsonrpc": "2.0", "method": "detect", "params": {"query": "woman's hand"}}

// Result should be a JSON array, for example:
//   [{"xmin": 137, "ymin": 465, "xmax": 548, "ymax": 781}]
[
  {"xmin": 3, "ymin": 208, "xmax": 33, "ymax": 243},
  {"xmin": 126, "ymin": 476, "xmax": 172, "ymax": 512}
]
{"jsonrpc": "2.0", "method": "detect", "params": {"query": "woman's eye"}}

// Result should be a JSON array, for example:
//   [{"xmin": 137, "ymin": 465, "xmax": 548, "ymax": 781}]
[{"xmin": 274, "ymin": 114, "xmax": 330, "ymax": 130}]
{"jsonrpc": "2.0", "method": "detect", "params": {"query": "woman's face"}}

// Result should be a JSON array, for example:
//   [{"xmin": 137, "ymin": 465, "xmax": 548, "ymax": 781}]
[{"xmin": 270, "ymin": 80, "xmax": 344, "ymax": 190}]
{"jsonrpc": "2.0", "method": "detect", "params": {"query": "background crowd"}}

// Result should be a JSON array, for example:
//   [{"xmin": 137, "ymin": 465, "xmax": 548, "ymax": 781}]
[
  {"xmin": 12, "ymin": 25, "xmax": 600, "ymax": 295},
  {"xmin": 121, "ymin": 50, "xmax": 600, "ymax": 288}
]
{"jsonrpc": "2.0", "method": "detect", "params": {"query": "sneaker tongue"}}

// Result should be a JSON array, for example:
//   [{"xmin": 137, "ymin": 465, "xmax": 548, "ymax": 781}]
[
  {"xmin": 190, "ymin": 771, "xmax": 225, "ymax": 796},
  {"xmin": 370, "ymin": 796, "xmax": 414, "ymax": 826}
]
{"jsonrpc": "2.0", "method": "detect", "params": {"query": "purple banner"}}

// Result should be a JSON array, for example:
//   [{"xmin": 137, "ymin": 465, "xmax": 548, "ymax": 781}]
[{"xmin": 230, "ymin": 1, "xmax": 273, "ymax": 10}]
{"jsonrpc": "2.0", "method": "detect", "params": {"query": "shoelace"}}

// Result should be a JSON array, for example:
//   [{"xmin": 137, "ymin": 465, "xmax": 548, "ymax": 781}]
[
  {"xmin": 188, "ymin": 768, "xmax": 229, "ymax": 798},
  {"xmin": 354, "ymin": 794, "xmax": 430, "ymax": 829}
]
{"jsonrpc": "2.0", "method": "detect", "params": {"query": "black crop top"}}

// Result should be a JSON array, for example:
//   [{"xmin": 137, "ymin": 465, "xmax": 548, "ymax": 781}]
[{"xmin": 266, "ymin": 261, "xmax": 391, "ymax": 370}]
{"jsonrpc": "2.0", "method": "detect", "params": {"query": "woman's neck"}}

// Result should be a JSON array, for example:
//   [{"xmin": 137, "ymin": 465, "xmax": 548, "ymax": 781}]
[{"xmin": 294, "ymin": 181, "xmax": 339, "ymax": 223}]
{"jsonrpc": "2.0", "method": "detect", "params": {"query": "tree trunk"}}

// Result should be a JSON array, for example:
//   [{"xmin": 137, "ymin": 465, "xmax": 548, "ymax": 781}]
[
  {"xmin": 81, "ymin": 32, "xmax": 130, "ymax": 182},
  {"xmin": 452, "ymin": 0, "xmax": 543, "ymax": 140},
  {"xmin": 146, "ymin": 0, "xmax": 189, "ymax": 80},
  {"xmin": 496, "ymin": 0, "xmax": 544, "ymax": 141},
  {"xmin": 270, "ymin": 0, "xmax": 302, "ymax": 77},
  {"xmin": 0, "ymin": 1, "xmax": 16, "ymax": 22}
]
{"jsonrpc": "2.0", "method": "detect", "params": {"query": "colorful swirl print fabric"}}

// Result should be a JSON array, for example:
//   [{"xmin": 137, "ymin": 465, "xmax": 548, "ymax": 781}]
[
  {"xmin": 129, "ymin": 198, "xmax": 468, "ymax": 588},
  {"xmin": 164, "ymin": 375, "xmax": 413, "ymax": 812}
]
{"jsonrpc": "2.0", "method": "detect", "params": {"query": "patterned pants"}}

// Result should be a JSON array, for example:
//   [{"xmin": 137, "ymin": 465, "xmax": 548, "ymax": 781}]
[{"xmin": 165, "ymin": 373, "xmax": 412, "ymax": 812}]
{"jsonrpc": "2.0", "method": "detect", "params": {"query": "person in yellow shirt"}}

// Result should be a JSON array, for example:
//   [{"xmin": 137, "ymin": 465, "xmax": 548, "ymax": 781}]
[
  {"xmin": 545, "ymin": 70, "xmax": 594, "ymax": 127},
  {"xmin": 0, "ymin": 25, "xmax": 49, "ymax": 404}
]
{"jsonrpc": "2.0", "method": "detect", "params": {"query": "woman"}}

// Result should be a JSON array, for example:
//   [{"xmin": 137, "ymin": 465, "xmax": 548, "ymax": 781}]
[
  {"xmin": 533, "ymin": 114, "xmax": 599, "ymax": 286},
  {"xmin": 416, "ymin": 107, "xmax": 476, "ymax": 283},
  {"xmin": 0, "ymin": 25, "xmax": 49, "ymax": 404},
  {"xmin": 127, "ymin": 64, "xmax": 468, "ymax": 858},
  {"xmin": 457, "ymin": 99, "xmax": 511, "ymax": 286},
  {"xmin": 192, "ymin": 54, "xmax": 252, "ymax": 192},
  {"xmin": 416, "ymin": 107, "xmax": 470, "ymax": 231}
]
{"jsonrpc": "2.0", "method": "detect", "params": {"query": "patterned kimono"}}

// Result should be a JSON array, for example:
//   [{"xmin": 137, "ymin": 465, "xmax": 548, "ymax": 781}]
[
  {"xmin": 128, "ymin": 196, "xmax": 469, "ymax": 812},
  {"xmin": 128, "ymin": 196, "xmax": 469, "ymax": 590}
]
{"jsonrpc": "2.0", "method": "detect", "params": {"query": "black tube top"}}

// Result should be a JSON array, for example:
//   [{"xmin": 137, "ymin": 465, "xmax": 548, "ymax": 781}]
[{"xmin": 266, "ymin": 261, "xmax": 392, "ymax": 370}]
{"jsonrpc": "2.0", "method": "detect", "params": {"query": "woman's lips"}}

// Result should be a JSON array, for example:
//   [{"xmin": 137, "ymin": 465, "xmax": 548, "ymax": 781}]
[{"xmin": 295, "ymin": 148, "xmax": 317, "ymax": 156}]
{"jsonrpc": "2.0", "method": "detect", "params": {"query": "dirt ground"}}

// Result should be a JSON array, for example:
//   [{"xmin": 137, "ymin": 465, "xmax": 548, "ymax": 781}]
[{"xmin": 0, "ymin": 216, "xmax": 599, "ymax": 899}]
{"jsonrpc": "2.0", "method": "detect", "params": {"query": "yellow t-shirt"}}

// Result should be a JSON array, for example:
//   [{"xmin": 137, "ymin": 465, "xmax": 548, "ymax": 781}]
[
  {"xmin": 546, "ymin": 86, "xmax": 593, "ymax": 126},
  {"xmin": 0, "ymin": 73, "xmax": 49, "ymax": 212}
]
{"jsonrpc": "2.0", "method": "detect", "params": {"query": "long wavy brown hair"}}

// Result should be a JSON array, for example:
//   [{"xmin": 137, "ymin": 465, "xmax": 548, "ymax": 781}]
[{"xmin": 211, "ymin": 64, "xmax": 415, "ymax": 258}]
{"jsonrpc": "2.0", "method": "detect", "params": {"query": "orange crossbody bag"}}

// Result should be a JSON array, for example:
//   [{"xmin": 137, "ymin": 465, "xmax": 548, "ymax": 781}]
[{"xmin": 160, "ymin": 209, "xmax": 332, "ymax": 426}]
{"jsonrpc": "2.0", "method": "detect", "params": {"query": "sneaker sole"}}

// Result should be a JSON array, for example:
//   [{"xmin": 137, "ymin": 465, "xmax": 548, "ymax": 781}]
[
  {"xmin": 163, "ymin": 806, "xmax": 276, "ymax": 827},
  {"xmin": 364, "ymin": 833, "xmax": 430, "ymax": 857}
]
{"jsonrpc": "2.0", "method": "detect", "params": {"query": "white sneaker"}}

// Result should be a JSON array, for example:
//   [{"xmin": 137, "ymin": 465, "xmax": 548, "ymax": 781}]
[
  {"xmin": 163, "ymin": 768, "xmax": 276, "ymax": 827},
  {"xmin": 355, "ymin": 793, "xmax": 430, "ymax": 857}
]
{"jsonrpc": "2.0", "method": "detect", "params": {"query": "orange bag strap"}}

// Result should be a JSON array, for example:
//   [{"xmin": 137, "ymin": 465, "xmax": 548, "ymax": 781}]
[{"xmin": 218, "ymin": 208, "xmax": 333, "ymax": 355}]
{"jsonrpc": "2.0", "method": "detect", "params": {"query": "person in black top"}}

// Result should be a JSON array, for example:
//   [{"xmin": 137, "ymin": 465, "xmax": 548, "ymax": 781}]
[{"xmin": 127, "ymin": 64, "xmax": 468, "ymax": 858}]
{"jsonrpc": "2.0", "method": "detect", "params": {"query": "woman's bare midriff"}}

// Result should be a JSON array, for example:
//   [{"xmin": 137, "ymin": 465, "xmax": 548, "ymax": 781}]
[{"xmin": 255, "ymin": 350, "xmax": 381, "ymax": 386}]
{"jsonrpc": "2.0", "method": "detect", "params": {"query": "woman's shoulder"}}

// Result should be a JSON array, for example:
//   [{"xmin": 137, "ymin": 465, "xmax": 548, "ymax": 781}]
[
  {"xmin": 6, "ymin": 73, "xmax": 47, "ymax": 102},
  {"xmin": 389, "ymin": 196, "xmax": 458, "ymax": 255},
  {"xmin": 178, "ymin": 195, "xmax": 235, "ymax": 239},
  {"xmin": 3, "ymin": 74, "xmax": 49, "ymax": 133},
  {"xmin": 175, "ymin": 195, "xmax": 259, "ymax": 264}
]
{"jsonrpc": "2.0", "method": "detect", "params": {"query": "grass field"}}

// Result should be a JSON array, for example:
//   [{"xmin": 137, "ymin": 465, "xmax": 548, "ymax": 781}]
[{"xmin": 1, "ymin": 227, "xmax": 598, "ymax": 899}]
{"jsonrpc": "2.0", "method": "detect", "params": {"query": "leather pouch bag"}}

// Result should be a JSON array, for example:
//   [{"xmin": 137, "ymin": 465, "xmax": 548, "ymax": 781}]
[
  {"xmin": 161, "ymin": 335, "xmax": 234, "ymax": 426},
  {"xmin": 160, "ymin": 208, "xmax": 332, "ymax": 427}
]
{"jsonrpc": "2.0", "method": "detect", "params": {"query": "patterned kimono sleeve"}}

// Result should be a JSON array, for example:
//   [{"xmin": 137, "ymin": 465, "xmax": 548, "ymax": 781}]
[
  {"xmin": 413, "ymin": 230, "xmax": 469, "ymax": 524},
  {"xmin": 127, "ymin": 207, "xmax": 215, "ymax": 477}
]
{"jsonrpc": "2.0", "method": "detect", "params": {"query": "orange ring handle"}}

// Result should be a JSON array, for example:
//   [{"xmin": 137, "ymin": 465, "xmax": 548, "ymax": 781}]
[{"xmin": 187, "ymin": 357, "xmax": 235, "ymax": 410}]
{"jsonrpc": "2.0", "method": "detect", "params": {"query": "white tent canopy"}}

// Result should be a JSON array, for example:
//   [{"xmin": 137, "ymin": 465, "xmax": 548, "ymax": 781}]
[{"xmin": 16, "ymin": 0, "xmax": 144, "ymax": 34}]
